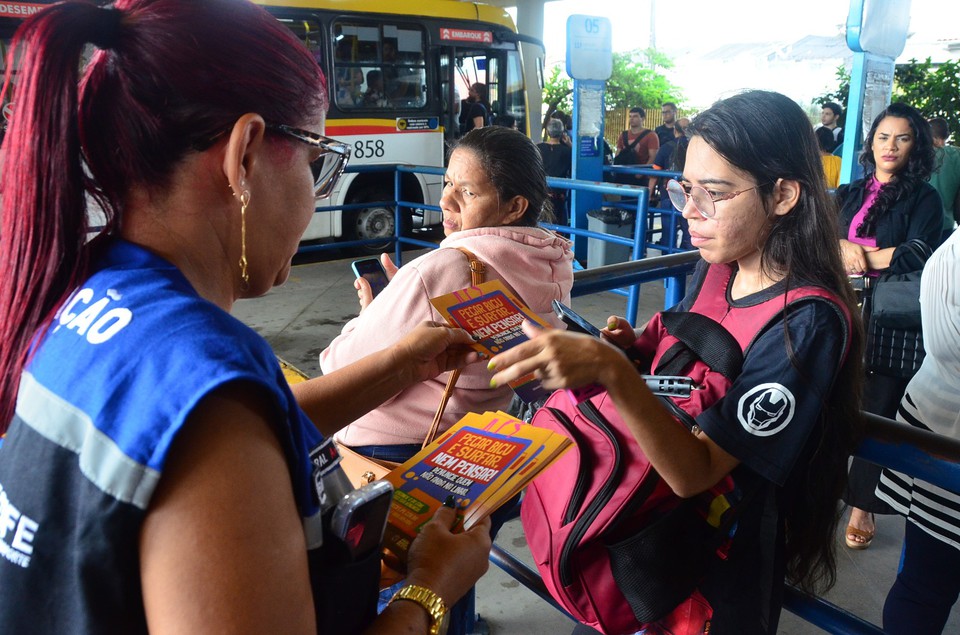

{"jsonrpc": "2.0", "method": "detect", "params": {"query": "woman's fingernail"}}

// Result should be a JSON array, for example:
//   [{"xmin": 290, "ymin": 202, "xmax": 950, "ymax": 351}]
[
  {"xmin": 607, "ymin": 320, "xmax": 617, "ymax": 329},
  {"xmin": 489, "ymin": 378, "xmax": 498, "ymax": 388},
  {"xmin": 443, "ymin": 495, "xmax": 456, "ymax": 508},
  {"xmin": 471, "ymin": 334, "xmax": 481, "ymax": 341},
  {"xmin": 486, "ymin": 360, "xmax": 497, "ymax": 371}
]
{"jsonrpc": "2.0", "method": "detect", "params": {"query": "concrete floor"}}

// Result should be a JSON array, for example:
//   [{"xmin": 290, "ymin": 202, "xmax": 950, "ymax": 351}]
[{"xmin": 232, "ymin": 244, "xmax": 960, "ymax": 634}]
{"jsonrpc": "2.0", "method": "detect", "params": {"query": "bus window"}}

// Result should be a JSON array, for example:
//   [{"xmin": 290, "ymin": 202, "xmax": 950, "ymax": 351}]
[
  {"xmin": 504, "ymin": 50, "xmax": 526, "ymax": 134},
  {"xmin": 275, "ymin": 18, "xmax": 325, "ymax": 71},
  {"xmin": 486, "ymin": 56, "xmax": 499, "ymax": 117},
  {"xmin": 334, "ymin": 20, "xmax": 427, "ymax": 111}
]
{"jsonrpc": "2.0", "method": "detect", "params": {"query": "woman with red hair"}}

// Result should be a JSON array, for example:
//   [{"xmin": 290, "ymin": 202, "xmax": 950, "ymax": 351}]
[{"xmin": 0, "ymin": 2, "xmax": 490, "ymax": 633}]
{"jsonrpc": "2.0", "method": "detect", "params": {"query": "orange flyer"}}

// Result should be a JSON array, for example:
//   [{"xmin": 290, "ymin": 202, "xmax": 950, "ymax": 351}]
[{"xmin": 430, "ymin": 280, "xmax": 553, "ymax": 403}]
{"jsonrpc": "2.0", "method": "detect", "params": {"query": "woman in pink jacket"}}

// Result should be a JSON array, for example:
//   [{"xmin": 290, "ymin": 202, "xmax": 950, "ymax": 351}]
[{"xmin": 316, "ymin": 126, "xmax": 574, "ymax": 463}]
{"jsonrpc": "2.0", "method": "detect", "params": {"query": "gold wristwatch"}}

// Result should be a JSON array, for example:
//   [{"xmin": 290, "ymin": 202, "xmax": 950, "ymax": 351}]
[{"xmin": 389, "ymin": 584, "xmax": 449, "ymax": 635}]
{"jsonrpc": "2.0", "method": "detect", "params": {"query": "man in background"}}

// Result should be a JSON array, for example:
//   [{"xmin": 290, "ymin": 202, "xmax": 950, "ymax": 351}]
[
  {"xmin": 655, "ymin": 102, "xmax": 679, "ymax": 146},
  {"xmin": 613, "ymin": 107, "xmax": 658, "ymax": 186},
  {"xmin": 820, "ymin": 102, "xmax": 844, "ymax": 146},
  {"xmin": 929, "ymin": 117, "xmax": 960, "ymax": 244}
]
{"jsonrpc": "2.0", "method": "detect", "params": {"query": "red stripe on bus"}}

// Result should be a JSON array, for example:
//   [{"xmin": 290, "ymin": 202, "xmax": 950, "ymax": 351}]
[{"xmin": 325, "ymin": 125, "xmax": 393, "ymax": 135}]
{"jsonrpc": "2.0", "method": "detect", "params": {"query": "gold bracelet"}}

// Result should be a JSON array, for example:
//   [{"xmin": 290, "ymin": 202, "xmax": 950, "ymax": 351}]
[{"xmin": 388, "ymin": 584, "xmax": 449, "ymax": 635}]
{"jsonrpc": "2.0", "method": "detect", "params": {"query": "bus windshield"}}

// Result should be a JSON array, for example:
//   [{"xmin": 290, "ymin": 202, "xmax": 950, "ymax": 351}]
[{"xmin": 333, "ymin": 21, "xmax": 427, "ymax": 111}]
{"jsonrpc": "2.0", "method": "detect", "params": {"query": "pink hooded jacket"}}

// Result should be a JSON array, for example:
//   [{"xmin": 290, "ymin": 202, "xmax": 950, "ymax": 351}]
[{"xmin": 322, "ymin": 226, "xmax": 574, "ymax": 447}]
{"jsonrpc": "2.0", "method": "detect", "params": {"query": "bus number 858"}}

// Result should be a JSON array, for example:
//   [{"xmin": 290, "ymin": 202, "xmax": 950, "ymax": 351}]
[{"xmin": 353, "ymin": 139, "xmax": 385, "ymax": 159}]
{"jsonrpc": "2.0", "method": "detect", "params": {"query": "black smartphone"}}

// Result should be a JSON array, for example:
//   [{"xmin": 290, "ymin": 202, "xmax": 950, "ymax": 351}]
[
  {"xmin": 552, "ymin": 300, "xmax": 695, "ymax": 398},
  {"xmin": 552, "ymin": 300, "xmax": 602, "ymax": 338},
  {"xmin": 351, "ymin": 257, "xmax": 389, "ymax": 298},
  {"xmin": 329, "ymin": 480, "xmax": 394, "ymax": 561}
]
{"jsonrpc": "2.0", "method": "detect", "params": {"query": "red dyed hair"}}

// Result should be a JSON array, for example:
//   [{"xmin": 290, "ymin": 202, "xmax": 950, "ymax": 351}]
[{"xmin": 0, "ymin": 0, "xmax": 327, "ymax": 432}]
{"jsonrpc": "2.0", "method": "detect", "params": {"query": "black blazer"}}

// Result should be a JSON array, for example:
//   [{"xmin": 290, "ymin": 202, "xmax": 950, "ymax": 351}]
[{"xmin": 836, "ymin": 177, "xmax": 942, "ymax": 266}]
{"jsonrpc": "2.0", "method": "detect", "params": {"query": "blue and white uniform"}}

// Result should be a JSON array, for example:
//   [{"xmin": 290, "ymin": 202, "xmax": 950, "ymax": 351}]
[{"xmin": 0, "ymin": 239, "xmax": 370, "ymax": 633}]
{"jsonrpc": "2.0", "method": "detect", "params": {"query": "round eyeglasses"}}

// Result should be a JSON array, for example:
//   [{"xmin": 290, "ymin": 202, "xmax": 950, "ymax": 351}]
[
  {"xmin": 665, "ymin": 179, "xmax": 766, "ymax": 219},
  {"xmin": 267, "ymin": 124, "xmax": 351, "ymax": 199}
]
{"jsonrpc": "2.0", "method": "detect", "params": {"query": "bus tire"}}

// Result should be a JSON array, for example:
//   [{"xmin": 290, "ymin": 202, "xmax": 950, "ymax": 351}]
[{"xmin": 344, "ymin": 200, "xmax": 410, "ymax": 254}]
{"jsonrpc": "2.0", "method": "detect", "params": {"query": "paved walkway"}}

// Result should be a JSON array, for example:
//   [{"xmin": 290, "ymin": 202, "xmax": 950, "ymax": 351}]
[{"xmin": 233, "ymin": 249, "xmax": 959, "ymax": 633}]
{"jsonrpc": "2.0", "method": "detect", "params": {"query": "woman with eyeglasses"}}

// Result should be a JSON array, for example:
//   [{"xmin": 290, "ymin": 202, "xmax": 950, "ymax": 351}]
[
  {"xmin": 834, "ymin": 103, "xmax": 941, "ymax": 552},
  {"xmin": 0, "ymin": 2, "xmax": 492, "ymax": 634},
  {"xmin": 488, "ymin": 90, "xmax": 864, "ymax": 635}
]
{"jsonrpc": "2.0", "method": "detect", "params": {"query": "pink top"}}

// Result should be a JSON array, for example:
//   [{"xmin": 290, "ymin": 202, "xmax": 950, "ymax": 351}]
[
  {"xmin": 322, "ymin": 226, "xmax": 574, "ymax": 447},
  {"xmin": 847, "ymin": 176, "xmax": 881, "ymax": 248}
]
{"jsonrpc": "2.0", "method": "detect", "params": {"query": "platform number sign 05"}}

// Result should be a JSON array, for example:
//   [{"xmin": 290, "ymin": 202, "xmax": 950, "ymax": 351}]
[
  {"xmin": 566, "ymin": 14, "xmax": 612, "ymax": 81},
  {"xmin": 354, "ymin": 139, "xmax": 385, "ymax": 159}
]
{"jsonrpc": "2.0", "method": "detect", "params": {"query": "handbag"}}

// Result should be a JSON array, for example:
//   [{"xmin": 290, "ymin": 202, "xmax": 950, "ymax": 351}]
[
  {"xmin": 862, "ymin": 238, "xmax": 931, "ymax": 379},
  {"xmin": 336, "ymin": 247, "xmax": 487, "ymax": 488}
]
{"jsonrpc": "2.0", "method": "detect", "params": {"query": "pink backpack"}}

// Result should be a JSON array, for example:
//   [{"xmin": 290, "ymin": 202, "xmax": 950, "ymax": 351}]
[{"xmin": 521, "ymin": 265, "xmax": 847, "ymax": 635}]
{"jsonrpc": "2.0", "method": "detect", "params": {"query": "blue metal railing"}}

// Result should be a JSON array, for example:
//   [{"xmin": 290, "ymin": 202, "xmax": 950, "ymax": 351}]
[
  {"xmin": 478, "ymin": 253, "xmax": 960, "ymax": 633},
  {"xmin": 318, "ymin": 162, "xmax": 696, "ymax": 324}
]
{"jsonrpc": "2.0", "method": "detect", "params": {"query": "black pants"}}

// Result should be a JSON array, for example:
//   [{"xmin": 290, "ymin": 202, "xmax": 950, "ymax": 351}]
[
  {"xmin": 843, "ymin": 372, "xmax": 908, "ymax": 512},
  {"xmin": 884, "ymin": 521, "xmax": 960, "ymax": 634}
]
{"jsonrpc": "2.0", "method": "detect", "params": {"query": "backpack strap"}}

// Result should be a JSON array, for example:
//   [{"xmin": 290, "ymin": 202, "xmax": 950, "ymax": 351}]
[
  {"xmin": 623, "ymin": 129, "xmax": 651, "ymax": 152},
  {"xmin": 656, "ymin": 312, "xmax": 744, "ymax": 381}
]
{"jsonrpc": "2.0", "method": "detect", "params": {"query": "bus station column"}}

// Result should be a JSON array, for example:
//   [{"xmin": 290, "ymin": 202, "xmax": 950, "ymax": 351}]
[
  {"xmin": 838, "ymin": 0, "xmax": 911, "ymax": 185},
  {"xmin": 567, "ymin": 14, "xmax": 612, "ymax": 262},
  {"xmin": 514, "ymin": 0, "xmax": 546, "ymax": 141}
]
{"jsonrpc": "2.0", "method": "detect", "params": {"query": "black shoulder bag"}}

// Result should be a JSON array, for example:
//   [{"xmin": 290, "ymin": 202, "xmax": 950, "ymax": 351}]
[
  {"xmin": 613, "ymin": 129, "xmax": 651, "ymax": 166},
  {"xmin": 863, "ymin": 238, "xmax": 932, "ymax": 378}
]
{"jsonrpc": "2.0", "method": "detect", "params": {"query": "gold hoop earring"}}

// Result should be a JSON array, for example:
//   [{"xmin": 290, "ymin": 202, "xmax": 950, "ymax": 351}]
[{"xmin": 239, "ymin": 190, "xmax": 251, "ymax": 291}]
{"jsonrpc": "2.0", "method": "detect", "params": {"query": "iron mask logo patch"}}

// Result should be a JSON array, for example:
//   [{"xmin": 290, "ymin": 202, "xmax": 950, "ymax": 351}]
[{"xmin": 737, "ymin": 383, "xmax": 796, "ymax": 437}]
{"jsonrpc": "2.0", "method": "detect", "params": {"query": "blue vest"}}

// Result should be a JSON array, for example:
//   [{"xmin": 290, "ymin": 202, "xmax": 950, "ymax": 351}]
[{"xmin": 0, "ymin": 239, "xmax": 375, "ymax": 633}]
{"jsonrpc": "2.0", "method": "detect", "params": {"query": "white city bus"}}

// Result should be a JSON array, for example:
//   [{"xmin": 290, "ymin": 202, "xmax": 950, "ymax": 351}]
[
  {"xmin": 258, "ymin": 0, "xmax": 543, "ymax": 251},
  {"xmin": 0, "ymin": 1, "xmax": 543, "ymax": 252}
]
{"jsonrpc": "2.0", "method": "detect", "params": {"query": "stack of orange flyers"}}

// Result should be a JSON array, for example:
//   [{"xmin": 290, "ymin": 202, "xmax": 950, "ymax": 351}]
[{"xmin": 381, "ymin": 411, "xmax": 572, "ymax": 568}]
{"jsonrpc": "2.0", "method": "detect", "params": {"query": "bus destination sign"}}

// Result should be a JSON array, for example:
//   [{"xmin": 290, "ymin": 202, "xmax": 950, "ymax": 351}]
[
  {"xmin": 0, "ymin": 2, "xmax": 47, "ymax": 18},
  {"xmin": 439, "ymin": 27, "xmax": 493, "ymax": 44}
]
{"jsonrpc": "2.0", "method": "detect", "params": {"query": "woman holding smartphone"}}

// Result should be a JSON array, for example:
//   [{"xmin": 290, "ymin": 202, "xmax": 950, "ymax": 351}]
[
  {"xmin": 488, "ymin": 91, "xmax": 864, "ymax": 634},
  {"xmin": 315, "ymin": 126, "xmax": 574, "ymax": 466}
]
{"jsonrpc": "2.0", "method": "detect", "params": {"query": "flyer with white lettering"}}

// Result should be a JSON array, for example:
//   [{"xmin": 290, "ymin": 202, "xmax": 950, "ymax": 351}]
[{"xmin": 430, "ymin": 280, "xmax": 552, "ymax": 403}]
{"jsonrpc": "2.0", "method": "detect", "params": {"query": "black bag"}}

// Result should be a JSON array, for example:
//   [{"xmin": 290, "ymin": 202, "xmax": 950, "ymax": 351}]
[
  {"xmin": 613, "ymin": 129, "xmax": 651, "ymax": 166},
  {"xmin": 863, "ymin": 238, "xmax": 931, "ymax": 378}
]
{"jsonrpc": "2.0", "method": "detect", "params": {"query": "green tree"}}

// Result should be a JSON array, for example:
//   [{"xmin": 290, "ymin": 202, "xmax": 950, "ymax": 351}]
[
  {"xmin": 606, "ymin": 48, "xmax": 681, "ymax": 111},
  {"xmin": 815, "ymin": 58, "xmax": 960, "ymax": 141},
  {"xmin": 540, "ymin": 48, "xmax": 683, "ymax": 129},
  {"xmin": 541, "ymin": 65, "xmax": 573, "ymax": 129},
  {"xmin": 893, "ymin": 57, "xmax": 960, "ymax": 139}
]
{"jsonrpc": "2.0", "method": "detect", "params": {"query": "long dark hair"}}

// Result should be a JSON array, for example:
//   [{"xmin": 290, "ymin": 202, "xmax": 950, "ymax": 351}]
[
  {"xmin": 687, "ymin": 90, "xmax": 864, "ymax": 594},
  {"xmin": 856, "ymin": 102, "xmax": 935, "ymax": 238},
  {"xmin": 453, "ymin": 126, "xmax": 554, "ymax": 225},
  {"xmin": 0, "ymin": 0, "xmax": 326, "ymax": 432}
]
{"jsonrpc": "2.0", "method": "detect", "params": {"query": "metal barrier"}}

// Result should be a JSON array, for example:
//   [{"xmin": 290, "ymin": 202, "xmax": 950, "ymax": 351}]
[
  {"xmin": 414, "ymin": 164, "xmax": 695, "ymax": 323},
  {"xmin": 489, "ymin": 408, "xmax": 960, "ymax": 635},
  {"xmin": 300, "ymin": 162, "xmax": 695, "ymax": 324}
]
